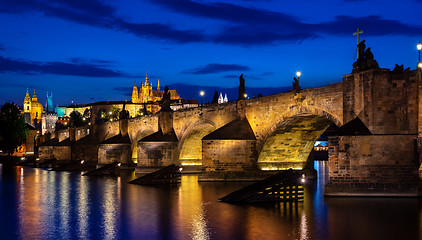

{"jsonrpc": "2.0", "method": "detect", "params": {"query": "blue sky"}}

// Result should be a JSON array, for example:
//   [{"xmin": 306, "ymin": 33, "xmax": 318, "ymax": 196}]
[{"xmin": 0, "ymin": 0, "xmax": 421, "ymax": 106}]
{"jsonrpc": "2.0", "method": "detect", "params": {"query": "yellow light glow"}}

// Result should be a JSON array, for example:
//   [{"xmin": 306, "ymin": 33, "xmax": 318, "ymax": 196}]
[
  {"xmin": 200, "ymin": 91, "xmax": 205, "ymax": 97},
  {"xmin": 418, "ymin": 41, "xmax": 422, "ymax": 51},
  {"xmin": 418, "ymin": 62, "xmax": 422, "ymax": 69},
  {"xmin": 296, "ymin": 70, "xmax": 301, "ymax": 78},
  {"xmin": 181, "ymin": 162, "xmax": 202, "ymax": 166}
]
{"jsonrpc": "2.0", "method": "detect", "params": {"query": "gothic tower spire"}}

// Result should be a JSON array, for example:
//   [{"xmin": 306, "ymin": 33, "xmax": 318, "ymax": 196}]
[{"xmin": 132, "ymin": 78, "xmax": 138, "ymax": 103}]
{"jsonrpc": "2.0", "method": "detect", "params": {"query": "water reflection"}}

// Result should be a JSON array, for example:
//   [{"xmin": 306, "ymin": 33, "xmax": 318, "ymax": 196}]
[
  {"xmin": 0, "ymin": 162, "xmax": 421, "ymax": 240},
  {"xmin": 178, "ymin": 175, "xmax": 210, "ymax": 240}
]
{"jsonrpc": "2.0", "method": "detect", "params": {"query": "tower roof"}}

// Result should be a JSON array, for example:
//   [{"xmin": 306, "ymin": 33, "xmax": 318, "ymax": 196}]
[
  {"xmin": 32, "ymin": 89, "xmax": 38, "ymax": 101},
  {"xmin": 24, "ymin": 88, "xmax": 31, "ymax": 101}
]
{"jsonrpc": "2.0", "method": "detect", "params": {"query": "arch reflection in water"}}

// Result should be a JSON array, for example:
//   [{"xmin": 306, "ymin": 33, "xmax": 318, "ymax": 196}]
[{"xmin": 178, "ymin": 175, "xmax": 210, "ymax": 240}]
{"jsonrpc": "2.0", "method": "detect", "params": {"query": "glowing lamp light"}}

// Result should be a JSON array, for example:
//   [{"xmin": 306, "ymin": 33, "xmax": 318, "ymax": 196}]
[
  {"xmin": 179, "ymin": 167, "xmax": 183, "ymax": 172},
  {"xmin": 419, "ymin": 62, "xmax": 422, "ymax": 69},
  {"xmin": 81, "ymin": 160, "xmax": 85, "ymax": 164},
  {"xmin": 200, "ymin": 91, "xmax": 205, "ymax": 97},
  {"xmin": 244, "ymin": 93, "xmax": 247, "ymax": 98},
  {"xmin": 109, "ymin": 111, "xmax": 112, "ymax": 115},
  {"xmin": 301, "ymin": 174, "xmax": 306, "ymax": 183},
  {"xmin": 20, "ymin": 157, "xmax": 25, "ymax": 161},
  {"xmin": 296, "ymin": 70, "xmax": 301, "ymax": 78},
  {"xmin": 417, "ymin": 42, "xmax": 422, "ymax": 51},
  {"xmin": 117, "ymin": 163, "xmax": 121, "ymax": 167},
  {"xmin": 82, "ymin": 117, "xmax": 86, "ymax": 121}
]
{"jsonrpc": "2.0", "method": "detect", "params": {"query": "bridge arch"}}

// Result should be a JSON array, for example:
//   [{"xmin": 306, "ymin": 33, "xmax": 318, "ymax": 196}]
[
  {"xmin": 130, "ymin": 127, "xmax": 156, "ymax": 163},
  {"xmin": 178, "ymin": 120, "xmax": 217, "ymax": 166},
  {"xmin": 257, "ymin": 105, "xmax": 337, "ymax": 170}
]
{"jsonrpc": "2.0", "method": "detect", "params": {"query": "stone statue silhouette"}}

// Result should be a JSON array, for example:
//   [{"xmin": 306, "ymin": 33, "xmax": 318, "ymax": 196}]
[
  {"xmin": 161, "ymin": 85, "xmax": 171, "ymax": 111},
  {"xmin": 211, "ymin": 90, "xmax": 219, "ymax": 104},
  {"xmin": 292, "ymin": 77, "xmax": 301, "ymax": 92},
  {"xmin": 364, "ymin": 47, "xmax": 374, "ymax": 61},
  {"xmin": 358, "ymin": 40, "xmax": 366, "ymax": 61},
  {"xmin": 238, "ymin": 74, "xmax": 245, "ymax": 100},
  {"xmin": 119, "ymin": 103, "xmax": 130, "ymax": 119}
]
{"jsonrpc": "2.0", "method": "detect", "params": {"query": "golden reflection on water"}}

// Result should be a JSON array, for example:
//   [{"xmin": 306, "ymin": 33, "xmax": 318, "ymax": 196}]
[
  {"xmin": 17, "ymin": 167, "xmax": 44, "ymax": 239},
  {"xmin": 178, "ymin": 175, "xmax": 210, "ymax": 240},
  {"xmin": 102, "ymin": 177, "xmax": 120, "ymax": 240},
  {"xmin": 59, "ymin": 172, "xmax": 71, "ymax": 239},
  {"xmin": 78, "ymin": 175, "xmax": 89, "ymax": 239}
]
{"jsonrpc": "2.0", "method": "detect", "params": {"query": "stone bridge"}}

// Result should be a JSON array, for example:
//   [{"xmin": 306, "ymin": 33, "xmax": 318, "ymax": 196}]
[{"xmin": 40, "ymin": 67, "xmax": 422, "ymax": 196}]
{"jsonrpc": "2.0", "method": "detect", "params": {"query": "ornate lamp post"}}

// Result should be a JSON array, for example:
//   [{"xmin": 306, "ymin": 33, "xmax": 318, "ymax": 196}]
[
  {"xmin": 418, "ymin": 42, "xmax": 422, "ymax": 69},
  {"xmin": 200, "ymin": 91, "xmax": 205, "ymax": 108},
  {"xmin": 296, "ymin": 70, "xmax": 301, "ymax": 81}
]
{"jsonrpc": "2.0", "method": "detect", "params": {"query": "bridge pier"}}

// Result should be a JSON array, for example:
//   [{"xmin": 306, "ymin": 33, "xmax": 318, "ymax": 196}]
[{"xmin": 325, "ymin": 67, "xmax": 422, "ymax": 196}]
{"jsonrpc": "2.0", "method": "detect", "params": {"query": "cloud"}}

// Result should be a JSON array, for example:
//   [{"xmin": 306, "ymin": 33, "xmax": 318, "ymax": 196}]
[
  {"xmin": 183, "ymin": 63, "xmax": 250, "ymax": 74},
  {"xmin": 1, "ymin": 0, "xmax": 421, "ymax": 46},
  {"xmin": 0, "ymin": 56, "xmax": 126, "ymax": 77},
  {"xmin": 149, "ymin": 0, "xmax": 422, "ymax": 44},
  {"xmin": 0, "ymin": 0, "xmax": 205, "ymax": 44}
]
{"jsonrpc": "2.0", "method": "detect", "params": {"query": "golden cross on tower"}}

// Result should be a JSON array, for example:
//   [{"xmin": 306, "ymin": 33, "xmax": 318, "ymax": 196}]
[{"xmin": 353, "ymin": 27, "xmax": 364, "ymax": 60}]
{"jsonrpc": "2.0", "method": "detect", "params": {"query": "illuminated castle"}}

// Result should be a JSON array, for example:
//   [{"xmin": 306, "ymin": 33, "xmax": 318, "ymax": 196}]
[
  {"xmin": 131, "ymin": 73, "xmax": 180, "ymax": 103},
  {"xmin": 23, "ymin": 89, "xmax": 44, "ymax": 124}
]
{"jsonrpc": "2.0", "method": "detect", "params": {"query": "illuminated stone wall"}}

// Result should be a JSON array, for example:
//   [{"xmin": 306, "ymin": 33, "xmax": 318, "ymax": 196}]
[
  {"xmin": 343, "ymin": 69, "xmax": 418, "ymax": 134},
  {"xmin": 137, "ymin": 142, "xmax": 179, "ymax": 167},
  {"xmin": 325, "ymin": 135, "xmax": 419, "ymax": 196},
  {"xmin": 98, "ymin": 144, "xmax": 131, "ymax": 166},
  {"xmin": 202, "ymin": 140, "xmax": 257, "ymax": 172}
]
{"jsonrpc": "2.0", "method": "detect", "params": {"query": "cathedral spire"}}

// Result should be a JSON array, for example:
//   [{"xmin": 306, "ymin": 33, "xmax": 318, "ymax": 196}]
[
  {"xmin": 132, "ymin": 78, "xmax": 139, "ymax": 103},
  {"xmin": 145, "ymin": 72, "xmax": 150, "ymax": 85},
  {"xmin": 157, "ymin": 78, "xmax": 160, "ymax": 91}
]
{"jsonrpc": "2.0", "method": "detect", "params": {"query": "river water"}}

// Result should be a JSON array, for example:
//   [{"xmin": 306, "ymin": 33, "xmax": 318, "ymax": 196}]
[{"xmin": 0, "ymin": 161, "xmax": 421, "ymax": 240}]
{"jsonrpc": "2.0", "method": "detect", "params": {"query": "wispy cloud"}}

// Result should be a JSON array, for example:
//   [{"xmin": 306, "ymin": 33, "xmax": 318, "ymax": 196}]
[
  {"xmin": 0, "ymin": 56, "xmax": 126, "ymax": 77},
  {"xmin": 149, "ymin": 0, "xmax": 422, "ymax": 44},
  {"xmin": 1, "ymin": 0, "xmax": 421, "ymax": 46},
  {"xmin": 0, "ymin": 0, "xmax": 205, "ymax": 44},
  {"xmin": 183, "ymin": 63, "xmax": 250, "ymax": 74}
]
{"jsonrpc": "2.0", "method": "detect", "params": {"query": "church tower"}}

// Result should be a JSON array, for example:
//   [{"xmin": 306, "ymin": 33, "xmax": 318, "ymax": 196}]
[
  {"xmin": 23, "ymin": 88, "xmax": 31, "ymax": 113},
  {"xmin": 132, "ymin": 78, "xmax": 138, "ymax": 103},
  {"xmin": 30, "ymin": 89, "xmax": 44, "ymax": 123},
  {"xmin": 157, "ymin": 78, "xmax": 160, "ymax": 91}
]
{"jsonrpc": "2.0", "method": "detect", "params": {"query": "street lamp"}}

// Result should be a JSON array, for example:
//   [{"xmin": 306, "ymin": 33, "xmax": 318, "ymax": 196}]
[
  {"xmin": 296, "ymin": 70, "xmax": 301, "ymax": 80},
  {"xmin": 244, "ymin": 93, "xmax": 247, "ymax": 99},
  {"xmin": 418, "ymin": 42, "xmax": 422, "ymax": 62},
  {"xmin": 200, "ymin": 91, "xmax": 205, "ymax": 107}
]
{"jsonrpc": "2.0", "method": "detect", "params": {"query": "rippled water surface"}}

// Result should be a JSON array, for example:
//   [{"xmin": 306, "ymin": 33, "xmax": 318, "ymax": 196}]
[{"xmin": 0, "ymin": 161, "xmax": 421, "ymax": 240}]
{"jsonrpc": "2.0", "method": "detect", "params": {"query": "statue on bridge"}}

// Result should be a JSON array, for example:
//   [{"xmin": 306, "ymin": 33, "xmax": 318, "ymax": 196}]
[
  {"xmin": 238, "ymin": 74, "xmax": 246, "ymax": 100},
  {"xmin": 211, "ymin": 90, "xmax": 219, "ymax": 104},
  {"xmin": 160, "ymin": 85, "xmax": 171, "ymax": 111},
  {"xmin": 292, "ymin": 77, "xmax": 301, "ymax": 93},
  {"xmin": 119, "ymin": 103, "xmax": 130, "ymax": 119},
  {"xmin": 353, "ymin": 40, "xmax": 379, "ymax": 73}
]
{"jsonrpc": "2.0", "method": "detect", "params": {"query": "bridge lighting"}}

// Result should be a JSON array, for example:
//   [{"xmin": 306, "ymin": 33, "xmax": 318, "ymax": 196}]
[
  {"xmin": 296, "ymin": 70, "xmax": 301, "ymax": 79},
  {"xmin": 301, "ymin": 174, "xmax": 306, "ymax": 183},
  {"xmin": 200, "ymin": 91, "xmax": 205, "ymax": 107}
]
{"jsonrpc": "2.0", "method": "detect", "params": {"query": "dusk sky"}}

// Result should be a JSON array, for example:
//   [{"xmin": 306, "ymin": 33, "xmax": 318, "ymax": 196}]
[{"xmin": 1, "ymin": 0, "xmax": 421, "ymax": 106}]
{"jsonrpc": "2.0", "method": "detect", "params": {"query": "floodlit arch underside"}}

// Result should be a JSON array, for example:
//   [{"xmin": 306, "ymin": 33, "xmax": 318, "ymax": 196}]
[
  {"xmin": 179, "ymin": 124, "xmax": 216, "ymax": 165},
  {"xmin": 131, "ymin": 129, "xmax": 155, "ymax": 162},
  {"xmin": 258, "ymin": 114, "xmax": 332, "ymax": 170}
]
